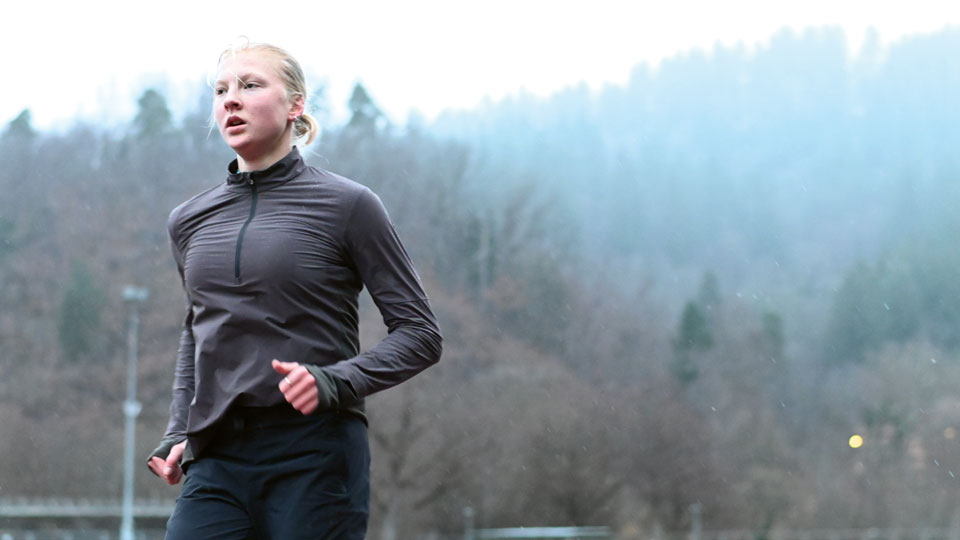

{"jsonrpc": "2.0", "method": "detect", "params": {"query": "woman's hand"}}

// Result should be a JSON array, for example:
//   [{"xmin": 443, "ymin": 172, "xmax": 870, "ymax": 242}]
[
  {"xmin": 148, "ymin": 440, "xmax": 187, "ymax": 485},
  {"xmin": 273, "ymin": 359, "xmax": 319, "ymax": 415}
]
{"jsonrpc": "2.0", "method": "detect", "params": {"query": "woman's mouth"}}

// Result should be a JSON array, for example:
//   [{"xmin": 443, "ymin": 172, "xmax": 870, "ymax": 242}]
[{"xmin": 225, "ymin": 116, "xmax": 246, "ymax": 133}]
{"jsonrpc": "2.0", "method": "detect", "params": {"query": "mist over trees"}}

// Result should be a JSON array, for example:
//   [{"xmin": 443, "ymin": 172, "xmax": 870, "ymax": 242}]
[{"xmin": 2, "ymin": 25, "xmax": 960, "ymax": 538}]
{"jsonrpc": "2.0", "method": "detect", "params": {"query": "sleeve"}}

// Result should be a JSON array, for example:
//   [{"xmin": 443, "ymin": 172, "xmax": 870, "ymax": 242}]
[
  {"xmin": 162, "ymin": 297, "xmax": 195, "ymax": 441},
  {"xmin": 146, "ymin": 216, "xmax": 196, "ymax": 469},
  {"xmin": 319, "ymin": 187, "xmax": 442, "ymax": 402}
]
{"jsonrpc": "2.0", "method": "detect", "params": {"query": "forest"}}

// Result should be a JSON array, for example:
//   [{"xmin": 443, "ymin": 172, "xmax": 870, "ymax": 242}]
[{"xmin": 2, "ymin": 25, "xmax": 960, "ymax": 539}]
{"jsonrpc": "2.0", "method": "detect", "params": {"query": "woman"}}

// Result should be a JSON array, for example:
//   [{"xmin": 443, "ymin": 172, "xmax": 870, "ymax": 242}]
[{"xmin": 146, "ymin": 41, "xmax": 442, "ymax": 539}]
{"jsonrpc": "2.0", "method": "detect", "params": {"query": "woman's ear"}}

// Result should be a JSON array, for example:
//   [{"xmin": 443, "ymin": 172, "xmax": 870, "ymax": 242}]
[{"xmin": 289, "ymin": 94, "xmax": 305, "ymax": 121}]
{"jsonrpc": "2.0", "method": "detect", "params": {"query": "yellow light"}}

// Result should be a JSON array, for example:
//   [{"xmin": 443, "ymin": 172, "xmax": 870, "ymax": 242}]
[{"xmin": 849, "ymin": 434, "xmax": 864, "ymax": 449}]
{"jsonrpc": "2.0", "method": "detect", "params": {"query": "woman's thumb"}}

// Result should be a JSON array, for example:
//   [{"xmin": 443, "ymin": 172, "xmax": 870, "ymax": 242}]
[
  {"xmin": 165, "ymin": 444, "xmax": 183, "ymax": 472},
  {"xmin": 272, "ymin": 359, "xmax": 294, "ymax": 374}
]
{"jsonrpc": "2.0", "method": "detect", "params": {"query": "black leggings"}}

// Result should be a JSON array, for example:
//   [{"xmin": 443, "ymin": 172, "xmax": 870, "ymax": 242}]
[{"xmin": 165, "ymin": 408, "xmax": 370, "ymax": 540}]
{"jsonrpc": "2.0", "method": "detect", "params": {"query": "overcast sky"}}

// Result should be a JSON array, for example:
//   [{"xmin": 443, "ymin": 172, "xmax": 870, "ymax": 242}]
[{"xmin": 3, "ymin": 1, "xmax": 959, "ymax": 131}]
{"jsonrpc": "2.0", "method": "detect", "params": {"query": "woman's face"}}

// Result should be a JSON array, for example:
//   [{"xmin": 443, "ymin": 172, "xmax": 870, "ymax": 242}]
[{"xmin": 213, "ymin": 51, "xmax": 301, "ymax": 160}]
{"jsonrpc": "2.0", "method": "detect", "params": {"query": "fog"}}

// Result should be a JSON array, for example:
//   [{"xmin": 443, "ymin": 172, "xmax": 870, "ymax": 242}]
[{"xmin": 1, "ymin": 24, "xmax": 960, "ymax": 540}]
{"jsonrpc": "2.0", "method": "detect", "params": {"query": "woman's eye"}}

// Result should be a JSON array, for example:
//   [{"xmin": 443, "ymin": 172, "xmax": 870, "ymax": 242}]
[
  {"xmin": 215, "ymin": 88, "xmax": 226, "ymax": 96},
  {"xmin": 243, "ymin": 82, "xmax": 258, "ymax": 89}
]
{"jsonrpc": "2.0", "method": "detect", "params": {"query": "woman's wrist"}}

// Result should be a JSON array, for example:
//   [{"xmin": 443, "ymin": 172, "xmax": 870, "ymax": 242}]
[{"xmin": 302, "ymin": 364, "xmax": 357, "ymax": 412}]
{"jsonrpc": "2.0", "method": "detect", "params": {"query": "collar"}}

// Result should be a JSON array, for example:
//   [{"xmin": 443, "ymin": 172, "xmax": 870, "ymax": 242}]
[{"xmin": 225, "ymin": 146, "xmax": 306, "ymax": 190}]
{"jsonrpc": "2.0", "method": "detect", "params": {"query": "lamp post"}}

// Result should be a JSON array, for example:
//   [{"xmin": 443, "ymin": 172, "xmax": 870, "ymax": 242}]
[
  {"xmin": 120, "ymin": 285, "xmax": 148, "ymax": 540},
  {"xmin": 463, "ymin": 506, "xmax": 475, "ymax": 540},
  {"xmin": 689, "ymin": 502, "xmax": 703, "ymax": 540}
]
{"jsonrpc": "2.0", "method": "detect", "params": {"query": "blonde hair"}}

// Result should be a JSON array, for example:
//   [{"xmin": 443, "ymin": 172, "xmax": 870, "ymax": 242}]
[{"xmin": 215, "ymin": 39, "xmax": 320, "ymax": 146}]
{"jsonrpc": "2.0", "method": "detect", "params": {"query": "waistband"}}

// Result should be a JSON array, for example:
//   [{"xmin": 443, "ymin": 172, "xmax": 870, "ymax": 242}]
[
  {"xmin": 183, "ymin": 406, "xmax": 306, "ymax": 468},
  {"xmin": 217, "ymin": 405, "xmax": 313, "ymax": 433}
]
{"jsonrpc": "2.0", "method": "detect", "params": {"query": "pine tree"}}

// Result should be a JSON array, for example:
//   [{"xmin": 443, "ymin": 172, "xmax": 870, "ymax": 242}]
[
  {"xmin": 347, "ymin": 83, "xmax": 382, "ymax": 134},
  {"xmin": 3, "ymin": 109, "xmax": 36, "ymax": 140},
  {"xmin": 760, "ymin": 311, "xmax": 784, "ymax": 362},
  {"xmin": 133, "ymin": 88, "xmax": 173, "ymax": 139},
  {"xmin": 675, "ymin": 301, "xmax": 714, "ymax": 352},
  {"xmin": 58, "ymin": 262, "xmax": 106, "ymax": 361},
  {"xmin": 671, "ymin": 301, "xmax": 714, "ymax": 383}
]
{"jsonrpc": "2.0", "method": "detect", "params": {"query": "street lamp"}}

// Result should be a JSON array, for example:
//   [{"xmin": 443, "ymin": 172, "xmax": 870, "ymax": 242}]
[
  {"xmin": 120, "ymin": 285, "xmax": 148, "ymax": 540},
  {"xmin": 463, "ymin": 506, "xmax": 475, "ymax": 540}
]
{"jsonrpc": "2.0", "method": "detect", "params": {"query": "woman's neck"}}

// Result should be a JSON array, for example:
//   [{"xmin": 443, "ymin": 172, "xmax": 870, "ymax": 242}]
[{"xmin": 237, "ymin": 143, "xmax": 293, "ymax": 172}]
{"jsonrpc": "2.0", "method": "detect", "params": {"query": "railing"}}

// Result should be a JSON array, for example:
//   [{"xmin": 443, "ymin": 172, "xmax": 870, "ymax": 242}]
[
  {"xmin": 4, "ymin": 499, "xmax": 960, "ymax": 540},
  {"xmin": 0, "ymin": 498, "xmax": 175, "ymax": 519},
  {"xmin": 470, "ymin": 526, "xmax": 612, "ymax": 539},
  {"xmin": 701, "ymin": 528, "xmax": 958, "ymax": 540},
  {"xmin": 0, "ymin": 531, "xmax": 165, "ymax": 540}
]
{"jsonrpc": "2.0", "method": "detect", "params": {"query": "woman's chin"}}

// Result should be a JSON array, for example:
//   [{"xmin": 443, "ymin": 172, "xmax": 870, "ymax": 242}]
[{"xmin": 227, "ymin": 138, "xmax": 257, "ymax": 155}]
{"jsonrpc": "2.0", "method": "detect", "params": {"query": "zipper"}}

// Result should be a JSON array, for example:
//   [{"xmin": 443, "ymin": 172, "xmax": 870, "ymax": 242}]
[{"xmin": 234, "ymin": 179, "xmax": 258, "ymax": 281}]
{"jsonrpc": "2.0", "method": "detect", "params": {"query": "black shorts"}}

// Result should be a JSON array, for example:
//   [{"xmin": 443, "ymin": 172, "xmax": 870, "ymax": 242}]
[{"xmin": 165, "ymin": 407, "xmax": 369, "ymax": 540}]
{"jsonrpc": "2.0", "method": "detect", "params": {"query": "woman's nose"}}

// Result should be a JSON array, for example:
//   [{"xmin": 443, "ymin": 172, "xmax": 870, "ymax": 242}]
[{"xmin": 223, "ymin": 88, "xmax": 241, "ymax": 110}]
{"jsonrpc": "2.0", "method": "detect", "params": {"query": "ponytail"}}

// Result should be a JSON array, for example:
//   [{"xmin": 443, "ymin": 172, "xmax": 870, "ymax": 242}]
[{"xmin": 293, "ymin": 112, "xmax": 319, "ymax": 146}]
